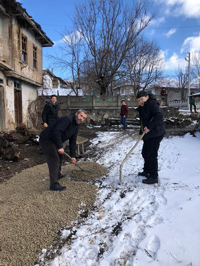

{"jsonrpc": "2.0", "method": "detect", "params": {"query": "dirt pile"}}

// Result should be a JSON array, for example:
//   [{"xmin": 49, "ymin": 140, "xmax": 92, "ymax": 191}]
[
  {"xmin": 65, "ymin": 161, "xmax": 109, "ymax": 181},
  {"xmin": 0, "ymin": 161, "xmax": 108, "ymax": 266}
]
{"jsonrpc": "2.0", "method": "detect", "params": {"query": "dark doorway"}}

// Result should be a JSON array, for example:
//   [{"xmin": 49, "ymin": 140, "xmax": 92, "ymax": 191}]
[
  {"xmin": 0, "ymin": 86, "xmax": 5, "ymax": 131},
  {"xmin": 14, "ymin": 81, "xmax": 22, "ymax": 126}
]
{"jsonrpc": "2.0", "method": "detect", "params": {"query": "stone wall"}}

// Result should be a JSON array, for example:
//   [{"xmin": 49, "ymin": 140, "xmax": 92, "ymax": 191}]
[
  {"xmin": 31, "ymin": 96, "xmax": 179, "ymax": 128},
  {"xmin": 61, "ymin": 107, "xmax": 179, "ymax": 126}
]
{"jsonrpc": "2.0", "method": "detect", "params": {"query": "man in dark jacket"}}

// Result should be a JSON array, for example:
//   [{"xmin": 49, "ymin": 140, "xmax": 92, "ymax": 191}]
[
  {"xmin": 136, "ymin": 91, "xmax": 166, "ymax": 184},
  {"xmin": 39, "ymin": 110, "xmax": 87, "ymax": 191},
  {"xmin": 41, "ymin": 95, "xmax": 59, "ymax": 127},
  {"xmin": 189, "ymin": 92, "xmax": 197, "ymax": 113}
]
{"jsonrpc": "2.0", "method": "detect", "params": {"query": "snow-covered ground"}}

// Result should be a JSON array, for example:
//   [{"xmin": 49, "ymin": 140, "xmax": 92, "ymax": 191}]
[{"xmin": 39, "ymin": 130, "xmax": 200, "ymax": 266}]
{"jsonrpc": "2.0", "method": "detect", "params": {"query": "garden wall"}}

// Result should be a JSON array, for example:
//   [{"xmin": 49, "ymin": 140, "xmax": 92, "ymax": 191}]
[{"xmin": 28, "ymin": 96, "xmax": 179, "ymax": 128}]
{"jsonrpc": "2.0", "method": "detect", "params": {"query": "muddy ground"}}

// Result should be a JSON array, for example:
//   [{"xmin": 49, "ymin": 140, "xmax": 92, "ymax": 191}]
[{"xmin": 0, "ymin": 125, "xmax": 99, "ymax": 183}]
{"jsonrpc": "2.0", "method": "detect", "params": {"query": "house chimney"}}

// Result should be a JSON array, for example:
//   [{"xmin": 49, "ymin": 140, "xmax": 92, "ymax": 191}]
[{"xmin": 51, "ymin": 68, "xmax": 53, "ymax": 73}]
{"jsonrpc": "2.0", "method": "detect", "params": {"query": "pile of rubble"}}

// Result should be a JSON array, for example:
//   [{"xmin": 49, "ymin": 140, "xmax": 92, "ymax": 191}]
[
  {"xmin": 0, "ymin": 133, "xmax": 20, "ymax": 161},
  {"xmin": 0, "ymin": 124, "xmax": 38, "ymax": 161},
  {"xmin": 164, "ymin": 113, "xmax": 199, "ymax": 129}
]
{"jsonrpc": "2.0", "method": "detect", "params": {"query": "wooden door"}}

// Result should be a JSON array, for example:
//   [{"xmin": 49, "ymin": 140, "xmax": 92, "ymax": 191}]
[{"xmin": 14, "ymin": 88, "xmax": 22, "ymax": 126}]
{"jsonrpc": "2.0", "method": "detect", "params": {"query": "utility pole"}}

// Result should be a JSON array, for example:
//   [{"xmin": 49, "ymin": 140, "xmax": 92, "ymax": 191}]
[{"xmin": 185, "ymin": 52, "xmax": 191, "ymax": 110}]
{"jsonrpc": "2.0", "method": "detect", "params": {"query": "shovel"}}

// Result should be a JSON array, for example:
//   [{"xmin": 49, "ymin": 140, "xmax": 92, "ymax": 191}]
[
  {"xmin": 119, "ymin": 132, "xmax": 145, "ymax": 184},
  {"xmin": 63, "ymin": 152, "xmax": 86, "ymax": 171}
]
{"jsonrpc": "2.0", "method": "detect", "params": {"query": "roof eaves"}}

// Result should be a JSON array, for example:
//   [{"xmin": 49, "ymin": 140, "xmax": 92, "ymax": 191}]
[{"xmin": 12, "ymin": 1, "xmax": 54, "ymax": 47}]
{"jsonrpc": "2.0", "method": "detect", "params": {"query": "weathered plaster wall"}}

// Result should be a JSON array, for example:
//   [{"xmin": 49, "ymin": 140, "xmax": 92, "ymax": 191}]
[
  {"xmin": 0, "ymin": 16, "xmax": 10, "ymax": 63},
  {"xmin": 43, "ymin": 74, "xmax": 53, "ymax": 88},
  {"xmin": 0, "ymin": 72, "xmax": 5, "ymax": 131},
  {"xmin": 5, "ymin": 79, "xmax": 15, "ymax": 130},
  {"xmin": 21, "ymin": 83, "xmax": 37, "ymax": 127},
  {"xmin": 12, "ymin": 17, "xmax": 43, "ymax": 84},
  {"xmin": 2, "ymin": 78, "xmax": 38, "ymax": 131},
  {"xmin": 0, "ymin": 17, "xmax": 3, "ymax": 58}
]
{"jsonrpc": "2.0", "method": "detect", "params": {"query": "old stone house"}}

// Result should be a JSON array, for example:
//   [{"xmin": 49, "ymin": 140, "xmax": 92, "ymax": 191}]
[{"xmin": 0, "ymin": 0, "xmax": 53, "ymax": 131}]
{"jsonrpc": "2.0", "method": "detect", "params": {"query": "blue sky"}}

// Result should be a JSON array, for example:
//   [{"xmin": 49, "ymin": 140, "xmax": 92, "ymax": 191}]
[{"xmin": 19, "ymin": 0, "xmax": 200, "ymax": 79}]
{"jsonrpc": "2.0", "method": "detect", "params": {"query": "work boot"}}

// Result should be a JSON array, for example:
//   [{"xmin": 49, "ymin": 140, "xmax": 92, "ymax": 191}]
[
  {"xmin": 142, "ymin": 177, "xmax": 158, "ymax": 184},
  {"xmin": 58, "ymin": 173, "xmax": 67, "ymax": 180},
  {"xmin": 138, "ymin": 171, "xmax": 149, "ymax": 178},
  {"xmin": 50, "ymin": 183, "xmax": 67, "ymax": 191}
]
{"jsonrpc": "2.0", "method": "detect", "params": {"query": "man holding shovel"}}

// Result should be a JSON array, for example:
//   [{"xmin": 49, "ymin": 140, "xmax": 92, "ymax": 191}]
[
  {"xmin": 136, "ymin": 91, "xmax": 165, "ymax": 184},
  {"xmin": 39, "ymin": 110, "xmax": 87, "ymax": 191}
]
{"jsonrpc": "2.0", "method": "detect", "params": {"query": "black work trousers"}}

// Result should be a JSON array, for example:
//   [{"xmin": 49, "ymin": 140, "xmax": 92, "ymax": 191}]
[
  {"xmin": 142, "ymin": 136, "xmax": 163, "ymax": 178},
  {"xmin": 39, "ymin": 137, "xmax": 63, "ymax": 187},
  {"xmin": 190, "ymin": 103, "xmax": 197, "ymax": 112}
]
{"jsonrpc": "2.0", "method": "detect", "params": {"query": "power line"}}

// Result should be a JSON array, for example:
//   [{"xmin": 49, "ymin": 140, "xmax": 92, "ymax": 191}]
[
  {"xmin": 41, "ymin": 23, "xmax": 66, "ymax": 28},
  {"xmin": 39, "ymin": 23, "xmax": 200, "ymax": 29},
  {"xmin": 149, "ymin": 25, "xmax": 200, "ymax": 30}
]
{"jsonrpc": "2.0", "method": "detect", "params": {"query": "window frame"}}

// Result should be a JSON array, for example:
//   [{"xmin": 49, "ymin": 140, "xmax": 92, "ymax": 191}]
[
  {"xmin": 33, "ymin": 45, "xmax": 37, "ymax": 69},
  {"xmin": 22, "ymin": 35, "xmax": 27, "ymax": 62}
]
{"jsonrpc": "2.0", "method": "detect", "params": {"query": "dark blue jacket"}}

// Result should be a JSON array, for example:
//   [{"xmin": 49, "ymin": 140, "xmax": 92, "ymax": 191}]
[
  {"xmin": 40, "ymin": 115, "xmax": 79, "ymax": 157},
  {"xmin": 137, "ymin": 94, "xmax": 166, "ymax": 140},
  {"xmin": 41, "ymin": 100, "xmax": 59, "ymax": 125}
]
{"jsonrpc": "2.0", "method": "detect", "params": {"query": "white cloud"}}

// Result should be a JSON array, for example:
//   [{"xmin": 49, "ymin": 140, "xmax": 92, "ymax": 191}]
[
  {"xmin": 181, "ymin": 34, "xmax": 200, "ymax": 53},
  {"xmin": 160, "ymin": 50, "xmax": 187, "ymax": 70},
  {"xmin": 53, "ymin": 30, "xmax": 83, "ymax": 46},
  {"xmin": 164, "ymin": 28, "xmax": 176, "ymax": 38},
  {"xmin": 62, "ymin": 30, "xmax": 82, "ymax": 45},
  {"xmin": 52, "ymin": 39, "xmax": 62, "ymax": 46},
  {"xmin": 150, "ymin": 17, "xmax": 165, "ymax": 26},
  {"xmin": 158, "ymin": 0, "xmax": 200, "ymax": 18},
  {"xmin": 164, "ymin": 0, "xmax": 183, "ymax": 5}
]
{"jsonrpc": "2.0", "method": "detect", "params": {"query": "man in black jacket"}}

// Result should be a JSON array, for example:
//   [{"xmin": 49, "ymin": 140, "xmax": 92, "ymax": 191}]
[
  {"xmin": 136, "ymin": 91, "xmax": 166, "ymax": 184},
  {"xmin": 39, "ymin": 110, "xmax": 87, "ymax": 191},
  {"xmin": 41, "ymin": 95, "xmax": 59, "ymax": 127}
]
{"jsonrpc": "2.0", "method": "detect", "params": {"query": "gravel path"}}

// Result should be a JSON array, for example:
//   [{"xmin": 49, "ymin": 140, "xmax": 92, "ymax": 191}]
[{"xmin": 0, "ymin": 162, "xmax": 108, "ymax": 266}]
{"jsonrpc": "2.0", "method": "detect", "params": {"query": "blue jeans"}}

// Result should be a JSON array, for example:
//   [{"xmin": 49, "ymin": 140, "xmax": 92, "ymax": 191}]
[
  {"xmin": 190, "ymin": 103, "xmax": 196, "ymax": 112},
  {"xmin": 120, "ymin": 116, "xmax": 127, "ymax": 130}
]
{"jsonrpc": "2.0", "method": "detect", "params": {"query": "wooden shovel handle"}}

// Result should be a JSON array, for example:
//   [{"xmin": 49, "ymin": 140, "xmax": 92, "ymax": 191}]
[
  {"xmin": 63, "ymin": 152, "xmax": 85, "ymax": 171},
  {"xmin": 119, "ymin": 132, "xmax": 145, "ymax": 184}
]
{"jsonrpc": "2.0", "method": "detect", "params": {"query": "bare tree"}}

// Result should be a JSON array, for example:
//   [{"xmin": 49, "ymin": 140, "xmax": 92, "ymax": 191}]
[
  {"xmin": 175, "ymin": 67, "xmax": 188, "ymax": 101},
  {"xmin": 191, "ymin": 52, "xmax": 200, "ymax": 88},
  {"xmin": 49, "ymin": 30, "xmax": 84, "ymax": 96},
  {"xmin": 73, "ymin": 0, "xmax": 155, "ymax": 95},
  {"xmin": 121, "ymin": 38, "xmax": 163, "ymax": 95}
]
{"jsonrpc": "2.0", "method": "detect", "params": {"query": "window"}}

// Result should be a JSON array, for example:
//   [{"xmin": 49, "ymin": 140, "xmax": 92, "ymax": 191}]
[
  {"xmin": 14, "ymin": 81, "xmax": 21, "ymax": 89},
  {"xmin": 52, "ymin": 78, "xmax": 58, "ymax": 88},
  {"xmin": 22, "ymin": 36, "xmax": 27, "ymax": 62},
  {"xmin": 33, "ymin": 46, "xmax": 37, "ymax": 69},
  {"xmin": 121, "ymin": 88, "xmax": 125, "ymax": 95}
]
